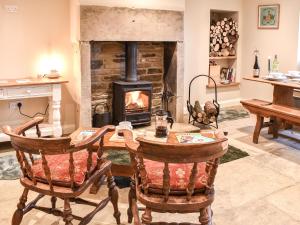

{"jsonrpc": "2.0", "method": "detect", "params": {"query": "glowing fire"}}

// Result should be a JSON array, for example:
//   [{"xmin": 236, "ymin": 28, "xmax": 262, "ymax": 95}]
[{"xmin": 125, "ymin": 91, "xmax": 149, "ymax": 112}]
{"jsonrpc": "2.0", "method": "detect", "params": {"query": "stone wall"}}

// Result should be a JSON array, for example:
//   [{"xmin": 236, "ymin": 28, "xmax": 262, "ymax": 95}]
[
  {"xmin": 80, "ymin": 6, "xmax": 184, "ymax": 42},
  {"xmin": 91, "ymin": 41, "xmax": 164, "ymax": 114}
]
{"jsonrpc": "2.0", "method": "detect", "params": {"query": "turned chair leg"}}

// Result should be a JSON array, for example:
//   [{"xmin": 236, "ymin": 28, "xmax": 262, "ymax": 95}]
[
  {"xmin": 128, "ymin": 177, "xmax": 140, "ymax": 225},
  {"xmin": 141, "ymin": 207, "xmax": 152, "ymax": 225},
  {"xmin": 12, "ymin": 188, "xmax": 29, "ymax": 225},
  {"xmin": 127, "ymin": 177, "xmax": 135, "ymax": 223},
  {"xmin": 107, "ymin": 171, "xmax": 121, "ymax": 225},
  {"xmin": 253, "ymin": 115, "xmax": 264, "ymax": 144},
  {"xmin": 63, "ymin": 199, "xmax": 73, "ymax": 225},
  {"xmin": 199, "ymin": 206, "xmax": 212, "ymax": 225}
]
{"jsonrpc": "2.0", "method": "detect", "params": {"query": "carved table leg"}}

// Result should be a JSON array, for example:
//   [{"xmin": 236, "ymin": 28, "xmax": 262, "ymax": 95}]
[
  {"xmin": 63, "ymin": 199, "xmax": 73, "ymax": 225},
  {"xmin": 90, "ymin": 175, "xmax": 104, "ymax": 194},
  {"xmin": 268, "ymin": 117, "xmax": 275, "ymax": 135},
  {"xmin": 199, "ymin": 206, "xmax": 212, "ymax": 225},
  {"xmin": 107, "ymin": 171, "xmax": 121, "ymax": 225},
  {"xmin": 253, "ymin": 115, "xmax": 264, "ymax": 144},
  {"xmin": 141, "ymin": 207, "xmax": 152, "ymax": 225},
  {"xmin": 51, "ymin": 196, "xmax": 57, "ymax": 211},
  {"xmin": 49, "ymin": 84, "xmax": 62, "ymax": 137},
  {"xmin": 271, "ymin": 85, "xmax": 295, "ymax": 135},
  {"xmin": 272, "ymin": 118, "xmax": 279, "ymax": 139},
  {"xmin": 12, "ymin": 188, "xmax": 29, "ymax": 225}
]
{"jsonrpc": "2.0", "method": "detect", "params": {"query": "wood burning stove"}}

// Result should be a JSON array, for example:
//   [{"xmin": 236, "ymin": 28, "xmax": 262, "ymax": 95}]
[
  {"xmin": 112, "ymin": 42, "xmax": 153, "ymax": 126},
  {"xmin": 113, "ymin": 81, "xmax": 152, "ymax": 125}
]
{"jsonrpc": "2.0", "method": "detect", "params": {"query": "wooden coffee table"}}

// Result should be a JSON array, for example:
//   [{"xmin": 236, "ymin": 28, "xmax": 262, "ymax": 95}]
[{"xmin": 70, "ymin": 123, "xmax": 201, "ymax": 177}]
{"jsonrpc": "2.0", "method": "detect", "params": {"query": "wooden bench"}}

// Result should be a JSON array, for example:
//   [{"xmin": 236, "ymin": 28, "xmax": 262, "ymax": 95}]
[{"xmin": 241, "ymin": 99, "xmax": 300, "ymax": 143}]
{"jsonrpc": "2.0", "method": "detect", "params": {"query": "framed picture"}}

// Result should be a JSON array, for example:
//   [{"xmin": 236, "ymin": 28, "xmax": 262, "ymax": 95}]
[
  {"xmin": 258, "ymin": 4, "xmax": 280, "ymax": 29},
  {"xmin": 220, "ymin": 67, "xmax": 229, "ymax": 80}
]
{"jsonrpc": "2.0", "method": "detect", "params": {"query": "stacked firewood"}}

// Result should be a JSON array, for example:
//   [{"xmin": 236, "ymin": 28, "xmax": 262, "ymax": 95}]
[
  {"xmin": 209, "ymin": 17, "xmax": 239, "ymax": 57},
  {"xmin": 192, "ymin": 101, "xmax": 218, "ymax": 124}
]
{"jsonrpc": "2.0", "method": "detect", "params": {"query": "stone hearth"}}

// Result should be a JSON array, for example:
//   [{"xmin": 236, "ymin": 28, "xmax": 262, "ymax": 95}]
[{"xmin": 79, "ymin": 6, "xmax": 184, "ymax": 127}]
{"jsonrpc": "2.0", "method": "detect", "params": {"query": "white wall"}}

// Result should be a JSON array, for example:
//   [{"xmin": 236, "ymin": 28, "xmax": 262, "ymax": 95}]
[
  {"xmin": 184, "ymin": 0, "xmax": 243, "ymax": 108},
  {"xmin": 0, "ymin": 0, "xmax": 76, "ymax": 132},
  {"xmin": 241, "ymin": 0, "xmax": 300, "ymax": 101},
  {"xmin": 80, "ymin": 0, "xmax": 185, "ymax": 11}
]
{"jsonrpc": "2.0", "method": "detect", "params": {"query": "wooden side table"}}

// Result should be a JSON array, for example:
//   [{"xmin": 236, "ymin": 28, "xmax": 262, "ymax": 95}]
[
  {"xmin": 70, "ymin": 123, "xmax": 201, "ymax": 177},
  {"xmin": 0, "ymin": 78, "xmax": 68, "ymax": 141}
]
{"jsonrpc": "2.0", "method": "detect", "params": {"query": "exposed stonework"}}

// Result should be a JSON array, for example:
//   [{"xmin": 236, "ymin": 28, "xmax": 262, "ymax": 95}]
[
  {"xmin": 91, "ymin": 42, "xmax": 164, "ymax": 114},
  {"xmin": 80, "ymin": 6, "xmax": 184, "ymax": 42}
]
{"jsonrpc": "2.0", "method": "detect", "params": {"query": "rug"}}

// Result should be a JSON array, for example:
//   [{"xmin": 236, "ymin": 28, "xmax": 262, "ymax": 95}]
[
  {"xmin": 0, "ymin": 146, "xmax": 248, "ymax": 181},
  {"xmin": 107, "ymin": 145, "xmax": 249, "ymax": 166},
  {"xmin": 0, "ymin": 154, "xmax": 20, "ymax": 180},
  {"xmin": 107, "ymin": 146, "xmax": 249, "ymax": 188},
  {"xmin": 218, "ymin": 106, "xmax": 249, "ymax": 123}
]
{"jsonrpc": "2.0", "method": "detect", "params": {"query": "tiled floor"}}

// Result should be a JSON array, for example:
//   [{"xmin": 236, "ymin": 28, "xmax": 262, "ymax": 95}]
[{"xmin": 0, "ymin": 115, "xmax": 299, "ymax": 224}]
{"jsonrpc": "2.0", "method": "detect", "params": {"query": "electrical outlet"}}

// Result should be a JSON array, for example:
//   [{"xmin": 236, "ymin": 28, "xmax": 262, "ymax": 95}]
[
  {"xmin": 9, "ymin": 101, "xmax": 21, "ymax": 111},
  {"xmin": 4, "ymin": 5, "xmax": 18, "ymax": 13}
]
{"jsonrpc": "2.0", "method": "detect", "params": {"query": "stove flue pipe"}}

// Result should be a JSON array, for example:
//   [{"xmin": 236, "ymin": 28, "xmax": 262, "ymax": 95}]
[{"xmin": 125, "ymin": 41, "xmax": 138, "ymax": 82}]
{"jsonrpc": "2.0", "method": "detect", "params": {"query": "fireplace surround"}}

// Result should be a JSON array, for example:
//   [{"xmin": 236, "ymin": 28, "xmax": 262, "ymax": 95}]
[{"xmin": 79, "ymin": 6, "xmax": 184, "ymax": 127}]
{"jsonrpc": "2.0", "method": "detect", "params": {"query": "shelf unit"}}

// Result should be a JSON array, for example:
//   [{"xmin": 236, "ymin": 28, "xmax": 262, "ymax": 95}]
[
  {"xmin": 208, "ymin": 9, "xmax": 239, "ymax": 89},
  {"xmin": 209, "ymin": 56, "xmax": 237, "ymax": 60},
  {"xmin": 206, "ymin": 82, "xmax": 240, "ymax": 89}
]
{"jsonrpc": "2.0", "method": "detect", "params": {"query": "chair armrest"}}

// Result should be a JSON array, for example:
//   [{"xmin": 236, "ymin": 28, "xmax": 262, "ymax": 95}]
[
  {"xmin": 14, "ymin": 117, "xmax": 44, "ymax": 135},
  {"xmin": 123, "ymin": 130, "xmax": 139, "ymax": 153},
  {"xmin": 74, "ymin": 125, "xmax": 115, "ymax": 150}
]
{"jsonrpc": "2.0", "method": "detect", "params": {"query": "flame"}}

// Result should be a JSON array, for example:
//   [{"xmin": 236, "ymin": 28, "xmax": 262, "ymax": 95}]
[{"xmin": 126, "ymin": 91, "xmax": 145, "ymax": 108}]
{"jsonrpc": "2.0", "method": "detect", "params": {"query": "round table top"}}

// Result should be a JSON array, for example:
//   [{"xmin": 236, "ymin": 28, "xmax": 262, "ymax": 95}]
[
  {"xmin": 135, "ymin": 122, "xmax": 200, "ymax": 133},
  {"xmin": 101, "ymin": 122, "xmax": 201, "ymax": 150}
]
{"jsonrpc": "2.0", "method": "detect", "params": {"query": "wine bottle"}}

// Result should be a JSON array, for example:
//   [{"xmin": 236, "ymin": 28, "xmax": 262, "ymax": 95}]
[
  {"xmin": 253, "ymin": 54, "xmax": 260, "ymax": 78},
  {"xmin": 272, "ymin": 54, "xmax": 279, "ymax": 72}
]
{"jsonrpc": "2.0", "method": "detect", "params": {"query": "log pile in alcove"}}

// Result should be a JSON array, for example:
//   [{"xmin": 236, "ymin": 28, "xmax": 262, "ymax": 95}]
[{"xmin": 209, "ymin": 17, "xmax": 239, "ymax": 57}]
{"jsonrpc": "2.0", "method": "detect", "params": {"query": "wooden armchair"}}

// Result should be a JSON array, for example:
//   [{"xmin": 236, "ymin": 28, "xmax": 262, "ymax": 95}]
[
  {"xmin": 124, "ymin": 130, "xmax": 228, "ymax": 225},
  {"xmin": 2, "ymin": 117, "xmax": 121, "ymax": 225}
]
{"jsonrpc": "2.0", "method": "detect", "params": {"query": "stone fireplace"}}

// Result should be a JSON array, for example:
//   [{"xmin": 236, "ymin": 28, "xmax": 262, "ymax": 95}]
[{"xmin": 79, "ymin": 6, "xmax": 184, "ymax": 127}]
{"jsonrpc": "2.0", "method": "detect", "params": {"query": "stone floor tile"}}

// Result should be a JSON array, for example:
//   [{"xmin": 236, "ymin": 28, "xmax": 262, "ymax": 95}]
[
  {"xmin": 214, "ymin": 157, "xmax": 296, "ymax": 210},
  {"xmin": 265, "ymin": 183, "xmax": 300, "ymax": 221},
  {"xmin": 213, "ymin": 199, "xmax": 299, "ymax": 225},
  {"xmin": 250, "ymin": 153, "xmax": 300, "ymax": 181}
]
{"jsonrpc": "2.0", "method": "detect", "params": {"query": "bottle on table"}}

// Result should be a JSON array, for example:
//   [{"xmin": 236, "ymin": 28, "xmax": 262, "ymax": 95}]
[
  {"xmin": 272, "ymin": 54, "xmax": 279, "ymax": 72},
  {"xmin": 253, "ymin": 51, "xmax": 260, "ymax": 78}
]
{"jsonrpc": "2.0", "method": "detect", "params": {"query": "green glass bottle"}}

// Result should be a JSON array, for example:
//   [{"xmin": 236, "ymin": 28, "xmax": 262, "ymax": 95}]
[{"xmin": 272, "ymin": 55, "xmax": 279, "ymax": 72}]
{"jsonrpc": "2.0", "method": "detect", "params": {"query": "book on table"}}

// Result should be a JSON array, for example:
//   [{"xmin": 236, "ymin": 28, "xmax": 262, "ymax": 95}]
[
  {"xmin": 77, "ymin": 130, "xmax": 96, "ymax": 141},
  {"xmin": 176, "ymin": 133, "xmax": 215, "ymax": 144}
]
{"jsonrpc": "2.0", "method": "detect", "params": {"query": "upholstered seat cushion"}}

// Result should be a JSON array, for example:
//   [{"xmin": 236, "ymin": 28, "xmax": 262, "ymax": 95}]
[
  {"xmin": 144, "ymin": 160, "xmax": 208, "ymax": 190},
  {"xmin": 31, "ymin": 151, "xmax": 98, "ymax": 187}
]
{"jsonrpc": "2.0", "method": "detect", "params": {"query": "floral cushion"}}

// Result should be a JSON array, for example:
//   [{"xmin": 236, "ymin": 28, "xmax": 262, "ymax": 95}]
[
  {"xmin": 31, "ymin": 151, "xmax": 98, "ymax": 187},
  {"xmin": 144, "ymin": 160, "xmax": 208, "ymax": 190}
]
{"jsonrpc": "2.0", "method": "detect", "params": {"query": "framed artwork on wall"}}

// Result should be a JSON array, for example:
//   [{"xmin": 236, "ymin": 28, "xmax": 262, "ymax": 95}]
[{"xmin": 258, "ymin": 4, "xmax": 280, "ymax": 29}]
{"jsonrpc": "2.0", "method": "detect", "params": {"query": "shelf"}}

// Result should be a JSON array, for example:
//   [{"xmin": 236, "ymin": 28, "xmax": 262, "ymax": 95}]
[
  {"xmin": 206, "ymin": 82, "xmax": 240, "ymax": 89},
  {"xmin": 209, "ymin": 56, "xmax": 237, "ymax": 60}
]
